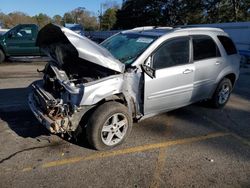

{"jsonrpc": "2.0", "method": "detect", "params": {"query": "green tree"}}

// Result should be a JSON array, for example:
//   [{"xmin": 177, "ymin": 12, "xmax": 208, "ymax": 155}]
[
  {"xmin": 63, "ymin": 12, "xmax": 74, "ymax": 23},
  {"xmin": 115, "ymin": 0, "xmax": 250, "ymax": 29},
  {"xmin": 63, "ymin": 7, "xmax": 99, "ymax": 31},
  {"xmin": 203, "ymin": 0, "xmax": 250, "ymax": 23},
  {"xmin": 115, "ymin": 0, "xmax": 164, "ymax": 29},
  {"xmin": 53, "ymin": 15, "xmax": 63, "ymax": 25},
  {"xmin": 101, "ymin": 8, "xmax": 117, "ymax": 30},
  {"xmin": 33, "ymin": 13, "xmax": 51, "ymax": 27}
]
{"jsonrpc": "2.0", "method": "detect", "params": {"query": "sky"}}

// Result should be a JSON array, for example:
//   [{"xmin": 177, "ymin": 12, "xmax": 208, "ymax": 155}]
[{"xmin": 0, "ymin": 0, "xmax": 122, "ymax": 17}]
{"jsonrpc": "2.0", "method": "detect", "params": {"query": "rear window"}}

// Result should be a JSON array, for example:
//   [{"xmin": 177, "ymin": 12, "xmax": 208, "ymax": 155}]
[
  {"xmin": 192, "ymin": 35, "xmax": 221, "ymax": 61},
  {"xmin": 218, "ymin": 36, "xmax": 237, "ymax": 55}
]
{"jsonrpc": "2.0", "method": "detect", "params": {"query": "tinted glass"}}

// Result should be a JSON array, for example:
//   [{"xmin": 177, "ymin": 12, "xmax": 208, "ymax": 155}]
[
  {"xmin": 101, "ymin": 33, "xmax": 157, "ymax": 64},
  {"xmin": 193, "ymin": 35, "xmax": 220, "ymax": 61},
  {"xmin": 15, "ymin": 26, "xmax": 33, "ymax": 38},
  {"xmin": 153, "ymin": 37, "xmax": 190, "ymax": 69},
  {"xmin": 218, "ymin": 36, "xmax": 237, "ymax": 55}
]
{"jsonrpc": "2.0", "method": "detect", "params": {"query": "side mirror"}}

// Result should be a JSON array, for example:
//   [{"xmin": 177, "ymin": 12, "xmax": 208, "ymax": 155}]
[
  {"xmin": 141, "ymin": 56, "xmax": 155, "ymax": 79},
  {"xmin": 145, "ymin": 56, "xmax": 152, "ymax": 67}
]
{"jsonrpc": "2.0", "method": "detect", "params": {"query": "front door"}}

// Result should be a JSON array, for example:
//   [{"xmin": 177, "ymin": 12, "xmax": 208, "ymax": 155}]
[
  {"xmin": 5, "ymin": 25, "xmax": 40, "ymax": 56},
  {"xmin": 144, "ymin": 36, "xmax": 195, "ymax": 115}
]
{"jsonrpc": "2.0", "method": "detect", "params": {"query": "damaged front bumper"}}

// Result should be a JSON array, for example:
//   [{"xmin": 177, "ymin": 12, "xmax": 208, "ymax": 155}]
[
  {"xmin": 28, "ymin": 82, "xmax": 89, "ymax": 134},
  {"xmin": 28, "ymin": 92, "xmax": 57, "ymax": 133}
]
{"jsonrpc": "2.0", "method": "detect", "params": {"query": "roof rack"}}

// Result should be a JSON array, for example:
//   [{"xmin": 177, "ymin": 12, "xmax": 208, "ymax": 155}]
[
  {"xmin": 155, "ymin": 27, "xmax": 173, "ymax": 30},
  {"xmin": 175, "ymin": 26, "xmax": 224, "ymax": 32},
  {"xmin": 131, "ymin": 26, "xmax": 173, "ymax": 32},
  {"xmin": 131, "ymin": 26, "xmax": 156, "ymax": 31}
]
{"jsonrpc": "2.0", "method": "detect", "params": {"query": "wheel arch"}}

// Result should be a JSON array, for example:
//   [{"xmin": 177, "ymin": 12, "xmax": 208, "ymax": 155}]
[
  {"xmin": 76, "ymin": 93, "xmax": 136, "ymax": 132},
  {"xmin": 0, "ymin": 44, "xmax": 6, "ymax": 63},
  {"xmin": 224, "ymin": 73, "xmax": 236, "ymax": 87},
  {"xmin": 210, "ymin": 72, "xmax": 236, "ymax": 99},
  {"xmin": 0, "ymin": 44, "xmax": 7, "ymax": 54},
  {"xmin": 96, "ymin": 93, "xmax": 137, "ymax": 119}
]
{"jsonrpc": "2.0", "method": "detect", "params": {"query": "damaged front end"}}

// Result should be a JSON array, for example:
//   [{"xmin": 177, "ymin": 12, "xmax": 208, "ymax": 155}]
[
  {"xmin": 29, "ymin": 83, "xmax": 74, "ymax": 134},
  {"xmin": 29, "ymin": 63, "xmax": 128, "ymax": 136},
  {"xmin": 28, "ymin": 24, "xmax": 144, "ymax": 137},
  {"xmin": 28, "ymin": 65, "xmax": 93, "ymax": 134},
  {"xmin": 28, "ymin": 59, "xmax": 125, "ymax": 135}
]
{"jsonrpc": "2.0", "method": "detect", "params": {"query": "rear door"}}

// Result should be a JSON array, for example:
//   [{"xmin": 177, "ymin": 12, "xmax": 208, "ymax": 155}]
[
  {"xmin": 144, "ymin": 36, "xmax": 195, "ymax": 115},
  {"xmin": 191, "ymin": 35, "xmax": 223, "ymax": 101},
  {"xmin": 5, "ymin": 25, "xmax": 40, "ymax": 56}
]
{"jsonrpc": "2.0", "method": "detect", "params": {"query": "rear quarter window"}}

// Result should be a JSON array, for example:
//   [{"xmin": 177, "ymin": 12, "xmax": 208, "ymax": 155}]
[
  {"xmin": 218, "ymin": 36, "xmax": 237, "ymax": 55},
  {"xmin": 192, "ymin": 35, "xmax": 221, "ymax": 61}
]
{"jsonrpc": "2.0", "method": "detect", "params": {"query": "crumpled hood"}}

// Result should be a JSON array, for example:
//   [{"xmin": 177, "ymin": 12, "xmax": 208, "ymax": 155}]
[{"xmin": 36, "ymin": 24, "xmax": 125, "ymax": 73}]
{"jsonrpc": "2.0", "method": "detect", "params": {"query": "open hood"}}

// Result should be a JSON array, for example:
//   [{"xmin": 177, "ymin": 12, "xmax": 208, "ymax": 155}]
[{"xmin": 36, "ymin": 24, "xmax": 125, "ymax": 73}]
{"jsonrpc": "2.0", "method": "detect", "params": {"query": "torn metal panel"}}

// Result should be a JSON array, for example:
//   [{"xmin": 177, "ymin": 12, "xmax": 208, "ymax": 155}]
[
  {"xmin": 122, "ymin": 70, "xmax": 144, "ymax": 118},
  {"xmin": 79, "ymin": 75, "xmax": 124, "ymax": 106}
]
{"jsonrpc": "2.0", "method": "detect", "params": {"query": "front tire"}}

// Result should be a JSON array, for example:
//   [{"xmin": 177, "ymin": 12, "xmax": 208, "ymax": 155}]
[
  {"xmin": 0, "ymin": 49, "xmax": 5, "ymax": 63},
  {"xmin": 87, "ymin": 101, "xmax": 132, "ymax": 150},
  {"xmin": 210, "ymin": 78, "xmax": 232, "ymax": 108}
]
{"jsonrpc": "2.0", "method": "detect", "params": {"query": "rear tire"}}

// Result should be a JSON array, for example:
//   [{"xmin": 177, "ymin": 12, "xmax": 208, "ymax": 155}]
[
  {"xmin": 209, "ymin": 78, "xmax": 232, "ymax": 108},
  {"xmin": 0, "ymin": 49, "xmax": 5, "ymax": 63},
  {"xmin": 87, "ymin": 101, "xmax": 132, "ymax": 150}
]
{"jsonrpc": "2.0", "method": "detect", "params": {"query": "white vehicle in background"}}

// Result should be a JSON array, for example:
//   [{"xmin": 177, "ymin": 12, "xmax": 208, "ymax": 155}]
[{"xmin": 29, "ymin": 24, "xmax": 240, "ymax": 150}]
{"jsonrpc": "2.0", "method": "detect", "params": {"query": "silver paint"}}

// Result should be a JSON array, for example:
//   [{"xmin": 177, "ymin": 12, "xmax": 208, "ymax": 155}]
[{"xmin": 29, "ymin": 25, "xmax": 240, "ymax": 134}]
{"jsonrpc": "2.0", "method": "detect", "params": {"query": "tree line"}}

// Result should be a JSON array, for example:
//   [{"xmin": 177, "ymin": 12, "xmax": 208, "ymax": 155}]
[
  {"xmin": 0, "ymin": 8, "xmax": 99, "ymax": 30},
  {"xmin": 0, "ymin": 0, "xmax": 249, "ymax": 31},
  {"xmin": 114, "ymin": 0, "xmax": 250, "ymax": 29}
]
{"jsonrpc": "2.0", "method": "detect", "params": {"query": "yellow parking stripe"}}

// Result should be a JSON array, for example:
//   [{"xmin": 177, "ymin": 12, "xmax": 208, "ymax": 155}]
[
  {"xmin": 150, "ymin": 148, "xmax": 166, "ymax": 188},
  {"xmin": 22, "ymin": 167, "xmax": 33, "ymax": 172},
  {"xmin": 41, "ymin": 132, "xmax": 230, "ymax": 169}
]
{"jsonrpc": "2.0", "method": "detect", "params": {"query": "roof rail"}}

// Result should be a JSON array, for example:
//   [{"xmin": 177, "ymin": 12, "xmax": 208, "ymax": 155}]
[
  {"xmin": 132, "ymin": 26, "xmax": 156, "ymax": 31},
  {"xmin": 155, "ymin": 27, "xmax": 173, "ymax": 30},
  {"xmin": 176, "ymin": 26, "xmax": 224, "ymax": 32}
]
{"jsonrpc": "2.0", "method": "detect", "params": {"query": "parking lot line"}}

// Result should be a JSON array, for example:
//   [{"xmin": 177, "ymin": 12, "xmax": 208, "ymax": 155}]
[
  {"xmin": 22, "ymin": 167, "xmax": 33, "ymax": 172},
  {"xmin": 150, "ymin": 148, "xmax": 166, "ymax": 188},
  {"xmin": 38, "ymin": 132, "xmax": 230, "ymax": 170}
]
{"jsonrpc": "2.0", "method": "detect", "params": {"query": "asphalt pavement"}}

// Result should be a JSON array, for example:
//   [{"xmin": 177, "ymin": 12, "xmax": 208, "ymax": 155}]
[{"xmin": 0, "ymin": 62, "xmax": 249, "ymax": 188}]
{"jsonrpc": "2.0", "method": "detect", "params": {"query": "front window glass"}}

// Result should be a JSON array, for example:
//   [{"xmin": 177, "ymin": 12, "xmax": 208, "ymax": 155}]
[
  {"xmin": 14, "ymin": 26, "xmax": 33, "ymax": 38},
  {"xmin": 101, "ymin": 33, "xmax": 157, "ymax": 64},
  {"xmin": 153, "ymin": 37, "xmax": 190, "ymax": 70}
]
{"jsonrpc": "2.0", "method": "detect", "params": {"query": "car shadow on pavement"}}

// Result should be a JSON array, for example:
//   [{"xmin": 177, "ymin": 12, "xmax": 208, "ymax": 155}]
[
  {"xmin": 0, "ymin": 87, "xmax": 50, "ymax": 138},
  {"xmin": 0, "ymin": 87, "xmax": 93, "ymax": 148}
]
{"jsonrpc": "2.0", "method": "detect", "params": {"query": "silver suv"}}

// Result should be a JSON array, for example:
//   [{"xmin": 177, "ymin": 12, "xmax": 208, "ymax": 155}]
[{"xmin": 29, "ymin": 24, "xmax": 240, "ymax": 150}]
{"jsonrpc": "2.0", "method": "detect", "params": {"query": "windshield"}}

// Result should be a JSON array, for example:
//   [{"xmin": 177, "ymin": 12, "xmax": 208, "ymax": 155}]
[{"xmin": 101, "ymin": 33, "xmax": 157, "ymax": 64}]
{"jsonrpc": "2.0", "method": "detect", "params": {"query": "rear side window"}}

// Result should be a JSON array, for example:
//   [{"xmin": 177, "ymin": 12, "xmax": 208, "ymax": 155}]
[
  {"xmin": 218, "ymin": 36, "xmax": 237, "ymax": 55},
  {"xmin": 192, "ymin": 35, "xmax": 221, "ymax": 61}
]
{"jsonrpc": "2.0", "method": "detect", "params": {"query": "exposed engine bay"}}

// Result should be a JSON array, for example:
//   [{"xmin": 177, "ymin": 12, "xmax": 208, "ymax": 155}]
[
  {"xmin": 43, "ymin": 42, "xmax": 118, "ymax": 85},
  {"xmin": 33, "ymin": 58, "xmax": 119, "ymax": 134}
]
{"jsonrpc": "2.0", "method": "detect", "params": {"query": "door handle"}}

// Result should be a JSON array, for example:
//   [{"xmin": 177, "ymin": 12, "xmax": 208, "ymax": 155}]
[{"xmin": 183, "ymin": 69, "xmax": 193, "ymax": 74}]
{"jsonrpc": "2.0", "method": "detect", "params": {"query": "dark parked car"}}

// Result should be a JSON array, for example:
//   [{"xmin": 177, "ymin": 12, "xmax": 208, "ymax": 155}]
[{"xmin": 0, "ymin": 24, "xmax": 43, "ymax": 63}]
